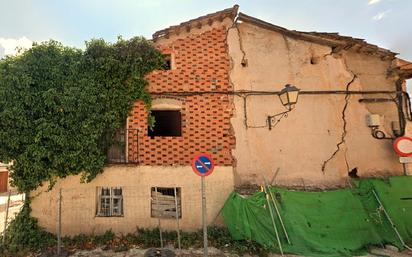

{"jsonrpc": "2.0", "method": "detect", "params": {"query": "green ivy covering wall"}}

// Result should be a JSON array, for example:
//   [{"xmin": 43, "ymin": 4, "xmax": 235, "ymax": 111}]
[{"xmin": 0, "ymin": 37, "xmax": 164, "ymax": 192}]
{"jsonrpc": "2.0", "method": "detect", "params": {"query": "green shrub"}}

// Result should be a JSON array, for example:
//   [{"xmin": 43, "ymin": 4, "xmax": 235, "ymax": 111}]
[
  {"xmin": 208, "ymin": 226, "xmax": 269, "ymax": 256},
  {"xmin": 132, "ymin": 226, "xmax": 268, "ymax": 255},
  {"xmin": 180, "ymin": 230, "xmax": 202, "ymax": 249},
  {"xmin": 134, "ymin": 228, "xmax": 164, "ymax": 248},
  {"xmin": 1, "ymin": 215, "xmax": 269, "ymax": 257},
  {"xmin": 92, "ymin": 230, "xmax": 115, "ymax": 245},
  {"xmin": 1, "ymin": 202, "xmax": 56, "ymax": 253},
  {"xmin": 63, "ymin": 233, "xmax": 89, "ymax": 249}
]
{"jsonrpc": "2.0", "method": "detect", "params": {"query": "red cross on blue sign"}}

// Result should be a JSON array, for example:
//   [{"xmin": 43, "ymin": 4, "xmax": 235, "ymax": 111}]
[{"xmin": 191, "ymin": 153, "xmax": 215, "ymax": 177}]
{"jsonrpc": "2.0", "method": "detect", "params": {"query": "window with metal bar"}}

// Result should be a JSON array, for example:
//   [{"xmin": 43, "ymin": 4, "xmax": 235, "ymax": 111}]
[{"xmin": 96, "ymin": 187, "xmax": 123, "ymax": 217}]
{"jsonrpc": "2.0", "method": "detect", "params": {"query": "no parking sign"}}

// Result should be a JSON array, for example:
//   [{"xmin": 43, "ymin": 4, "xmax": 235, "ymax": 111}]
[
  {"xmin": 191, "ymin": 153, "xmax": 215, "ymax": 257},
  {"xmin": 191, "ymin": 153, "xmax": 215, "ymax": 177}
]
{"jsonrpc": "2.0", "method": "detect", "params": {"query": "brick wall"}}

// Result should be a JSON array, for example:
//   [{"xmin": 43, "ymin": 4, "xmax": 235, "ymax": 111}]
[{"xmin": 127, "ymin": 26, "xmax": 234, "ymax": 166}]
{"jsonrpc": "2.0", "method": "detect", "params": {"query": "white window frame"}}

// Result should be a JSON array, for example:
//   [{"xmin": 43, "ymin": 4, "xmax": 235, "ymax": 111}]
[{"xmin": 96, "ymin": 187, "xmax": 123, "ymax": 217}]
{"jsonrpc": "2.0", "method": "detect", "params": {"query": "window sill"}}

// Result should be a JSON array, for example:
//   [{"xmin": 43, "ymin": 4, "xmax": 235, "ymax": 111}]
[
  {"xmin": 151, "ymin": 216, "xmax": 182, "ymax": 220},
  {"xmin": 148, "ymin": 136, "xmax": 183, "ymax": 139},
  {"xmin": 95, "ymin": 215, "xmax": 124, "ymax": 218}
]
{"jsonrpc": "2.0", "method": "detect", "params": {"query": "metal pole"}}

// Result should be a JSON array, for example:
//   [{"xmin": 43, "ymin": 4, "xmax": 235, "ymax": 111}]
[
  {"xmin": 402, "ymin": 163, "xmax": 408, "ymax": 176},
  {"xmin": 267, "ymin": 187, "xmax": 290, "ymax": 244},
  {"xmin": 372, "ymin": 190, "xmax": 412, "ymax": 251},
  {"xmin": 57, "ymin": 188, "xmax": 62, "ymax": 256},
  {"xmin": 263, "ymin": 176, "xmax": 290, "ymax": 244},
  {"xmin": 174, "ymin": 187, "xmax": 181, "ymax": 255},
  {"xmin": 2, "ymin": 190, "xmax": 11, "ymax": 245},
  {"xmin": 201, "ymin": 176, "xmax": 208, "ymax": 257},
  {"xmin": 263, "ymin": 185, "xmax": 283, "ymax": 256},
  {"xmin": 154, "ymin": 187, "xmax": 163, "ymax": 248}
]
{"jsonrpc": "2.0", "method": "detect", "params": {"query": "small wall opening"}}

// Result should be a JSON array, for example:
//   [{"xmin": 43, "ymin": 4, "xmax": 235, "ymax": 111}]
[
  {"xmin": 348, "ymin": 168, "xmax": 359, "ymax": 178},
  {"xmin": 163, "ymin": 54, "xmax": 172, "ymax": 70},
  {"xmin": 148, "ymin": 110, "xmax": 182, "ymax": 138},
  {"xmin": 310, "ymin": 56, "xmax": 319, "ymax": 65},
  {"xmin": 151, "ymin": 187, "xmax": 182, "ymax": 219}
]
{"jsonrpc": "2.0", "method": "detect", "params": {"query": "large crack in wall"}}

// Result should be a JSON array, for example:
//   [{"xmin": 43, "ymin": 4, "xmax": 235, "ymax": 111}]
[
  {"xmin": 227, "ymin": 18, "xmax": 406, "ymax": 185},
  {"xmin": 321, "ymin": 73, "xmax": 357, "ymax": 173},
  {"xmin": 226, "ymin": 20, "xmax": 244, "ymax": 181}
]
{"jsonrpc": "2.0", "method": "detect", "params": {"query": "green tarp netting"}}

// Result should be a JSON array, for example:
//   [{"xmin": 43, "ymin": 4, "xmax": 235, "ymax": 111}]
[{"xmin": 222, "ymin": 176, "xmax": 412, "ymax": 256}]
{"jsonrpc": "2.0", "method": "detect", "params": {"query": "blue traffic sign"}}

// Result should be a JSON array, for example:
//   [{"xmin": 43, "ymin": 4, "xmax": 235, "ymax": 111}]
[{"xmin": 191, "ymin": 153, "xmax": 215, "ymax": 177}]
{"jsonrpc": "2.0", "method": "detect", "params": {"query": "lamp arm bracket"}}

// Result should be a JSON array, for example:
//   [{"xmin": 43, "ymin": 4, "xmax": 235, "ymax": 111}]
[{"xmin": 267, "ymin": 110, "xmax": 290, "ymax": 130}]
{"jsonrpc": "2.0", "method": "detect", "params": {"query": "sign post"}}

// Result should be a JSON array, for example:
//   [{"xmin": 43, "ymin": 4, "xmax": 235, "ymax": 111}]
[
  {"xmin": 192, "ymin": 153, "xmax": 215, "ymax": 257},
  {"xmin": 201, "ymin": 176, "xmax": 207, "ymax": 257}
]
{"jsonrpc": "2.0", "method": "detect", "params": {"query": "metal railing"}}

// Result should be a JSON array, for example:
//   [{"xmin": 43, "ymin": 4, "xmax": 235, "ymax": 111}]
[{"xmin": 107, "ymin": 129, "xmax": 139, "ymax": 164}]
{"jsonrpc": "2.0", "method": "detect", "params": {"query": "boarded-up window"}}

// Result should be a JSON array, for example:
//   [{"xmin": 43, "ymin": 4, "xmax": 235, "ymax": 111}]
[
  {"xmin": 96, "ymin": 187, "xmax": 123, "ymax": 217},
  {"xmin": 151, "ymin": 187, "xmax": 181, "ymax": 219}
]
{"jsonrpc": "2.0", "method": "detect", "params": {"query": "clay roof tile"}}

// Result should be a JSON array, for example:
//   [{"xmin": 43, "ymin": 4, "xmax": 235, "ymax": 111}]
[{"xmin": 152, "ymin": 5, "xmax": 239, "ymax": 41}]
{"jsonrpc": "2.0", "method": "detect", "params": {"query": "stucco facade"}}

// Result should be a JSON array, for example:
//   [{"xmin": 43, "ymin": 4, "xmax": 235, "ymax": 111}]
[
  {"xmin": 31, "ymin": 166, "xmax": 233, "ymax": 236},
  {"xmin": 30, "ymin": 6, "xmax": 412, "ymax": 235},
  {"xmin": 227, "ymin": 16, "xmax": 409, "ymax": 187}
]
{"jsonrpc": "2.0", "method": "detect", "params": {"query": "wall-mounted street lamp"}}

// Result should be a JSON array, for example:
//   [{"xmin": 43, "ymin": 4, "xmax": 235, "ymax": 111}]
[{"xmin": 267, "ymin": 84, "xmax": 300, "ymax": 130}]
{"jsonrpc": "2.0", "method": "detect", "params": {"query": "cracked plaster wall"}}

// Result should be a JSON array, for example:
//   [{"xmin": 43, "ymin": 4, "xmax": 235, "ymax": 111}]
[{"xmin": 228, "ymin": 22, "xmax": 404, "ymax": 187}]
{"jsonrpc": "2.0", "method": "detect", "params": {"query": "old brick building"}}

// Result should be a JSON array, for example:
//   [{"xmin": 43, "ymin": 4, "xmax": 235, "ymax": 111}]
[
  {"xmin": 31, "ymin": 6, "xmax": 238, "ymax": 236},
  {"xmin": 30, "ymin": 5, "xmax": 412, "ymax": 235},
  {"xmin": 128, "ymin": 12, "xmax": 235, "ymax": 166}
]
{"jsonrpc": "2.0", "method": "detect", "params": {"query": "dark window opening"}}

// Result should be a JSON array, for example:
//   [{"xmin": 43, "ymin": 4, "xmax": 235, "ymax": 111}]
[
  {"xmin": 148, "ymin": 110, "xmax": 181, "ymax": 138},
  {"xmin": 163, "ymin": 54, "xmax": 172, "ymax": 70}
]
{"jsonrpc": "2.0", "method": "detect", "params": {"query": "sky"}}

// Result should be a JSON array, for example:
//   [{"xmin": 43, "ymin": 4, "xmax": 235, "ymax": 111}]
[{"xmin": 0, "ymin": 0, "xmax": 411, "ymax": 63}]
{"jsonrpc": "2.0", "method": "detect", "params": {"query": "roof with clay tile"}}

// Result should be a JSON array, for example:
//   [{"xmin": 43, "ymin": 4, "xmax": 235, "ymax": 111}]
[
  {"xmin": 152, "ymin": 5, "xmax": 239, "ymax": 41},
  {"xmin": 396, "ymin": 58, "xmax": 412, "ymax": 79},
  {"xmin": 237, "ymin": 12, "xmax": 396, "ymax": 59},
  {"xmin": 152, "ymin": 5, "xmax": 411, "ymax": 70}
]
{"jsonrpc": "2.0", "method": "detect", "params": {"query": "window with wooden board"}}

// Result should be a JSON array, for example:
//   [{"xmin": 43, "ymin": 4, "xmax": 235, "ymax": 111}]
[{"xmin": 151, "ymin": 187, "xmax": 182, "ymax": 219}]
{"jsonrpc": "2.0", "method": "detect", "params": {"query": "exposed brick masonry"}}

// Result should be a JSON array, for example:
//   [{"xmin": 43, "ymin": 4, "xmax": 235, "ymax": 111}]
[{"xmin": 127, "ymin": 26, "xmax": 234, "ymax": 166}]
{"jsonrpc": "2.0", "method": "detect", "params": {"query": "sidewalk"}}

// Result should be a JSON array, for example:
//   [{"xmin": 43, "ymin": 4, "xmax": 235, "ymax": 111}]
[
  {"xmin": 0, "ymin": 192, "xmax": 24, "ymax": 234},
  {"xmin": 0, "ymin": 191, "xmax": 24, "ymax": 206},
  {"xmin": 66, "ymin": 246, "xmax": 412, "ymax": 257},
  {"xmin": 61, "ymin": 247, "xmax": 302, "ymax": 257}
]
